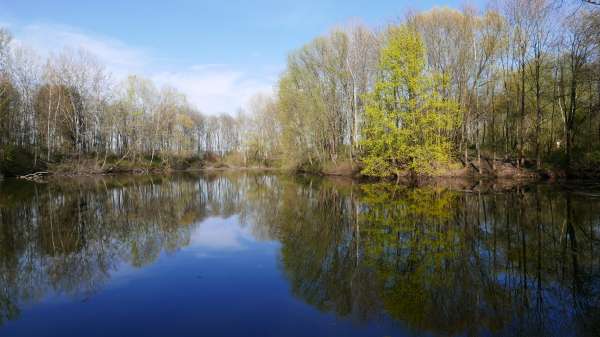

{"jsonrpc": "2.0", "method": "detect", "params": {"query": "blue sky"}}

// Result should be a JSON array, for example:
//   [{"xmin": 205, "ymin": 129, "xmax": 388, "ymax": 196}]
[{"xmin": 0, "ymin": 0, "xmax": 485, "ymax": 114}]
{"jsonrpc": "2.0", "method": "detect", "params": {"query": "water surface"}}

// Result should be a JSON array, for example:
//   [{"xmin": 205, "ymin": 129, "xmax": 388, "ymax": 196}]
[{"xmin": 0, "ymin": 173, "xmax": 599, "ymax": 337}]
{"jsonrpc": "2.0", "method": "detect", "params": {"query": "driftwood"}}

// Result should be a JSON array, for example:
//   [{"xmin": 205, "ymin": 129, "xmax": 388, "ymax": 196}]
[{"xmin": 18, "ymin": 171, "xmax": 49, "ymax": 181}]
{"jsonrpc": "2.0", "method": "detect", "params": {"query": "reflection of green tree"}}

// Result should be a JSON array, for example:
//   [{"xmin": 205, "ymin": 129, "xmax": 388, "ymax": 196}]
[
  {"xmin": 268, "ymin": 179, "xmax": 600, "ymax": 337},
  {"xmin": 359, "ymin": 184, "xmax": 512, "ymax": 335}
]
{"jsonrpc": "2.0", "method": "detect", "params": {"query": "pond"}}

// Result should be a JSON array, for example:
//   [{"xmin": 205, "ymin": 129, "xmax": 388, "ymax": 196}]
[{"xmin": 0, "ymin": 173, "xmax": 599, "ymax": 337}]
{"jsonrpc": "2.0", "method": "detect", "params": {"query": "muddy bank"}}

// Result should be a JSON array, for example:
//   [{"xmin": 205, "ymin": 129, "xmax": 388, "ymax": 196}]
[
  {"xmin": 2, "ymin": 154, "xmax": 596, "ymax": 186},
  {"xmin": 312, "ymin": 157, "xmax": 544, "ymax": 181}
]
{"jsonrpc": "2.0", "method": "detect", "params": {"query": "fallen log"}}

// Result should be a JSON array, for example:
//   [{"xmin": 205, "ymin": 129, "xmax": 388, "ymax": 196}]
[{"xmin": 18, "ymin": 171, "xmax": 49, "ymax": 181}]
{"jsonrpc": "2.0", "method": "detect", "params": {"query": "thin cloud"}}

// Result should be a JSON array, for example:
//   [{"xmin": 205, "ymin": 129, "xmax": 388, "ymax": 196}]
[
  {"xmin": 7, "ymin": 22, "xmax": 277, "ymax": 115},
  {"xmin": 152, "ymin": 66, "xmax": 275, "ymax": 115},
  {"xmin": 12, "ymin": 23, "xmax": 148, "ymax": 79}
]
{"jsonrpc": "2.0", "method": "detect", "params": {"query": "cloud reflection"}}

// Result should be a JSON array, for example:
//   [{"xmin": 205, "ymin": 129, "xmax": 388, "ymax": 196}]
[{"xmin": 188, "ymin": 216, "xmax": 254, "ymax": 254}]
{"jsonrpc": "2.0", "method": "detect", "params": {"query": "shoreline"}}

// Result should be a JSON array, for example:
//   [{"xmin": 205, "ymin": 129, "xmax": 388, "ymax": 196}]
[
  {"xmin": 5, "ymin": 164, "xmax": 591, "ymax": 185},
  {"xmin": 7, "ymin": 166, "xmax": 600, "ymax": 196},
  {"xmin": 3, "ymin": 156, "xmax": 597, "ymax": 185}
]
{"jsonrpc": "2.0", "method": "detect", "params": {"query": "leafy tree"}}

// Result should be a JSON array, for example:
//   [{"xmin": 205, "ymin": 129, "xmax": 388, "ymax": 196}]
[{"xmin": 360, "ymin": 25, "xmax": 459, "ymax": 178}]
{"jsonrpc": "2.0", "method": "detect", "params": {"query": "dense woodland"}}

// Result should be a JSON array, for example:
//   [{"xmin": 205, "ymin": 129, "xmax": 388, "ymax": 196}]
[{"xmin": 0, "ymin": 0, "xmax": 599, "ymax": 177}]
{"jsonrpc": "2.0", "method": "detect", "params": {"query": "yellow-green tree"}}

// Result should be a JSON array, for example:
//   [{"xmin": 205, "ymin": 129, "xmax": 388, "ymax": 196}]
[{"xmin": 361, "ymin": 25, "xmax": 459, "ymax": 178}]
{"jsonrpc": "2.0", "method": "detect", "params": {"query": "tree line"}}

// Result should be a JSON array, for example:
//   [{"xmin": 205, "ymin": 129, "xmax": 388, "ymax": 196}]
[
  {"xmin": 269, "ymin": 0, "xmax": 600, "ymax": 177},
  {"xmin": 0, "ymin": 38, "xmax": 248, "ymax": 173},
  {"xmin": 1, "ymin": 0, "xmax": 599, "ymax": 177}
]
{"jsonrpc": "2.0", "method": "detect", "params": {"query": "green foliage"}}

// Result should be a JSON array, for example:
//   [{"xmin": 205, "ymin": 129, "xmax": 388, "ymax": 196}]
[
  {"xmin": 276, "ymin": 71, "xmax": 323, "ymax": 166},
  {"xmin": 0, "ymin": 145, "xmax": 45, "ymax": 176},
  {"xmin": 360, "ymin": 25, "xmax": 460, "ymax": 178},
  {"xmin": 583, "ymin": 150, "xmax": 600, "ymax": 166}
]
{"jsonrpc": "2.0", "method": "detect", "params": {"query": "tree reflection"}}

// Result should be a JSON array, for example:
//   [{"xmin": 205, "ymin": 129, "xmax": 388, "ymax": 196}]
[
  {"xmin": 263, "ymin": 180, "xmax": 600, "ymax": 337},
  {"xmin": 0, "ymin": 174, "xmax": 243, "ymax": 324},
  {"xmin": 0, "ymin": 174, "xmax": 598, "ymax": 336}
]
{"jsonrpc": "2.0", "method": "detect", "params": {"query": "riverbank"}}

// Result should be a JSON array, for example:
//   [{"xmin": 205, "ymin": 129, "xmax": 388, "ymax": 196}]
[
  {"xmin": 2, "ymin": 153, "xmax": 597, "ymax": 184},
  {"xmin": 313, "ymin": 154, "xmax": 600, "ymax": 183},
  {"xmin": 300, "ymin": 157, "xmax": 544, "ymax": 181},
  {"xmin": 3, "ymin": 156, "xmax": 281, "ymax": 182}
]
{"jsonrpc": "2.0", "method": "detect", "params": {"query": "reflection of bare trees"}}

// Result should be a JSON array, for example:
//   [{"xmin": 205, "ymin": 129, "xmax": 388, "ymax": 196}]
[
  {"xmin": 0, "ymin": 174, "xmax": 599, "ymax": 336},
  {"xmin": 0, "ymin": 174, "xmax": 259, "ymax": 325}
]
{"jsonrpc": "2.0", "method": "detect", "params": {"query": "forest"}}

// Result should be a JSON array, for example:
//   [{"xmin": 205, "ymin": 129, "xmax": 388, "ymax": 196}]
[{"xmin": 0, "ymin": 0, "xmax": 599, "ymax": 179}]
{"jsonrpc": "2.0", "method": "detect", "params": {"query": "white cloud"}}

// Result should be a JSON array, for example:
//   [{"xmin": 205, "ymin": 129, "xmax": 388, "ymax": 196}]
[
  {"xmin": 8, "ymin": 22, "xmax": 278, "ymax": 115},
  {"xmin": 152, "ymin": 65, "xmax": 275, "ymax": 115},
  {"xmin": 12, "ymin": 23, "xmax": 147, "ymax": 80}
]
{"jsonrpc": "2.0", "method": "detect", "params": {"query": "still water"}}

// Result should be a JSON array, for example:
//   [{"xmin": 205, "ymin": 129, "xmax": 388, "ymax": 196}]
[{"xmin": 0, "ymin": 173, "xmax": 598, "ymax": 337}]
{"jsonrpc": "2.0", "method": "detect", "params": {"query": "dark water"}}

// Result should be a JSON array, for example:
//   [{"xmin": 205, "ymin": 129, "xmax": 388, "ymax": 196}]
[{"xmin": 0, "ymin": 173, "xmax": 599, "ymax": 337}]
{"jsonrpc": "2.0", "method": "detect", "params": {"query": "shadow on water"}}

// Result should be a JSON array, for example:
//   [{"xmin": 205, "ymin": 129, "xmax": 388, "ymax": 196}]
[{"xmin": 0, "ymin": 172, "xmax": 599, "ymax": 336}]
